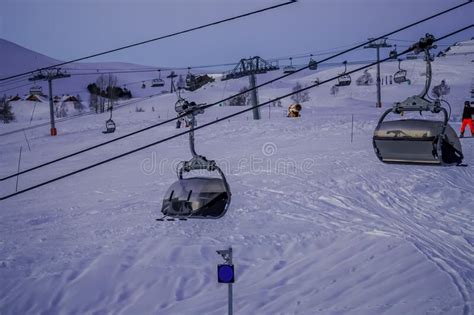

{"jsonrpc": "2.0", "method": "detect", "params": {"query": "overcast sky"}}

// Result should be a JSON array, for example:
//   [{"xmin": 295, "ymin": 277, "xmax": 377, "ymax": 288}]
[{"xmin": 1, "ymin": 0, "xmax": 473, "ymax": 68}]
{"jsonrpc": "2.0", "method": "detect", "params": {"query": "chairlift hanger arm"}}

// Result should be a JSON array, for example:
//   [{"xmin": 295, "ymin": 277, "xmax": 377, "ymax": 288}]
[
  {"xmin": 391, "ymin": 33, "xmax": 437, "ymax": 106},
  {"xmin": 180, "ymin": 156, "xmax": 218, "ymax": 175},
  {"xmin": 392, "ymin": 96, "xmax": 442, "ymax": 114}
]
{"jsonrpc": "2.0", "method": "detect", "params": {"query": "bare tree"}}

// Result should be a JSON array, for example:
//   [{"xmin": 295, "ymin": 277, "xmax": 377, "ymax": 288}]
[
  {"xmin": 95, "ymin": 74, "xmax": 107, "ymax": 113},
  {"xmin": 291, "ymin": 82, "xmax": 311, "ymax": 103},
  {"xmin": 0, "ymin": 95, "xmax": 15, "ymax": 123},
  {"xmin": 106, "ymin": 74, "xmax": 118, "ymax": 111},
  {"xmin": 226, "ymin": 86, "xmax": 251, "ymax": 106},
  {"xmin": 55, "ymin": 102, "xmax": 68, "ymax": 118},
  {"xmin": 89, "ymin": 93, "xmax": 98, "ymax": 113}
]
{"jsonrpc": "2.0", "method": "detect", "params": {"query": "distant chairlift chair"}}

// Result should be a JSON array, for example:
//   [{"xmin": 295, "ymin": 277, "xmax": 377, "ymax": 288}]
[
  {"xmin": 335, "ymin": 61, "xmax": 351, "ymax": 87},
  {"xmin": 102, "ymin": 105, "xmax": 116, "ymax": 134},
  {"xmin": 30, "ymin": 85, "xmax": 43, "ymax": 96},
  {"xmin": 393, "ymin": 59, "xmax": 409, "ymax": 84},
  {"xmin": 151, "ymin": 70, "xmax": 165, "ymax": 87},
  {"xmin": 389, "ymin": 45, "xmax": 398, "ymax": 59},
  {"xmin": 308, "ymin": 54, "xmax": 318, "ymax": 71},
  {"xmin": 283, "ymin": 57, "xmax": 297, "ymax": 74}
]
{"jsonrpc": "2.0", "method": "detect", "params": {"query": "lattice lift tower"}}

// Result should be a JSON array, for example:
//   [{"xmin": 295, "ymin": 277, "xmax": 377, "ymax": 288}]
[
  {"xmin": 28, "ymin": 68, "xmax": 70, "ymax": 136},
  {"xmin": 221, "ymin": 56, "xmax": 279, "ymax": 120}
]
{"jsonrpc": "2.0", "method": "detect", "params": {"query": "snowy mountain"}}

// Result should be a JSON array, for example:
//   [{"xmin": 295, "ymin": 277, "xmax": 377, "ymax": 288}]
[
  {"xmin": 0, "ymin": 39, "xmax": 61, "ymax": 78},
  {"xmin": 0, "ymin": 38, "xmax": 184, "ymax": 99},
  {"xmin": 1, "ymin": 37, "xmax": 474, "ymax": 314}
]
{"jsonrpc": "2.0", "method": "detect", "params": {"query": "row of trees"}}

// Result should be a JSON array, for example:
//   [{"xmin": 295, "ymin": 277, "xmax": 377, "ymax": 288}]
[{"xmin": 88, "ymin": 74, "xmax": 132, "ymax": 113}]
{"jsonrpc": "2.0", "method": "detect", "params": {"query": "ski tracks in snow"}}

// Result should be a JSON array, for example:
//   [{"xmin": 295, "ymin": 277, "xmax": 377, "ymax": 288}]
[{"xmin": 237, "ymin": 142, "xmax": 474, "ymax": 314}]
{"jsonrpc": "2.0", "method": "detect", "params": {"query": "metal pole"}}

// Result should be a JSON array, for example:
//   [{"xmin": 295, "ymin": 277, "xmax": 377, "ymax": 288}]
[
  {"xmin": 249, "ymin": 74, "xmax": 260, "ymax": 120},
  {"xmin": 16, "ymin": 146, "xmax": 23, "ymax": 192},
  {"xmin": 351, "ymin": 114, "xmax": 354, "ymax": 143},
  {"xmin": 28, "ymin": 69, "xmax": 69, "ymax": 136},
  {"xmin": 228, "ymin": 247, "xmax": 233, "ymax": 315},
  {"xmin": 189, "ymin": 115, "xmax": 197, "ymax": 157},
  {"xmin": 364, "ymin": 38, "xmax": 391, "ymax": 108},
  {"xmin": 48, "ymin": 79, "xmax": 56, "ymax": 135},
  {"xmin": 376, "ymin": 46, "xmax": 382, "ymax": 108}
]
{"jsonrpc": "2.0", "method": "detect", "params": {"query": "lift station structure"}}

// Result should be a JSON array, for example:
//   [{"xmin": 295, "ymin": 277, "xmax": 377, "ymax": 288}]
[{"xmin": 221, "ymin": 56, "xmax": 279, "ymax": 120}]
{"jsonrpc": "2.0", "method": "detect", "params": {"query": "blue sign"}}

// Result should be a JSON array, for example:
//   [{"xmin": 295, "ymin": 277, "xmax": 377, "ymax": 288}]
[{"xmin": 218, "ymin": 264, "xmax": 234, "ymax": 283}]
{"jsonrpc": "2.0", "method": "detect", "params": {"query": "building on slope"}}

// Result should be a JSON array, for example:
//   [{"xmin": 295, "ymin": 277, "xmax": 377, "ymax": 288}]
[
  {"xmin": 24, "ymin": 94, "xmax": 47, "ymax": 102},
  {"xmin": 6, "ymin": 94, "xmax": 22, "ymax": 102}
]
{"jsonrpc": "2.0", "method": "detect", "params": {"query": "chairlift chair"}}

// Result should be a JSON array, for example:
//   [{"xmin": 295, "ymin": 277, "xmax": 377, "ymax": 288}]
[
  {"xmin": 30, "ymin": 85, "xmax": 43, "ymax": 96},
  {"xmin": 283, "ymin": 57, "xmax": 297, "ymax": 74},
  {"xmin": 158, "ymin": 99, "xmax": 231, "ymax": 221},
  {"xmin": 335, "ymin": 61, "xmax": 351, "ymax": 87},
  {"xmin": 185, "ymin": 68, "xmax": 196, "ymax": 90},
  {"xmin": 308, "ymin": 54, "xmax": 318, "ymax": 70},
  {"xmin": 373, "ymin": 34, "xmax": 463, "ymax": 166},
  {"xmin": 102, "ymin": 119, "xmax": 116, "ymax": 134},
  {"xmin": 389, "ymin": 45, "xmax": 398, "ymax": 59},
  {"xmin": 151, "ymin": 70, "xmax": 165, "ymax": 87},
  {"xmin": 393, "ymin": 59, "xmax": 409, "ymax": 84},
  {"xmin": 151, "ymin": 79, "xmax": 165, "ymax": 87},
  {"xmin": 102, "ymin": 105, "xmax": 116, "ymax": 134}
]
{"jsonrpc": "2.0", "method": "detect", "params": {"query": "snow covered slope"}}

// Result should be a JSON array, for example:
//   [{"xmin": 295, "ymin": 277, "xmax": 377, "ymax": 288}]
[
  {"xmin": 0, "ymin": 38, "xmax": 176, "ymax": 99},
  {"xmin": 439, "ymin": 39, "xmax": 474, "ymax": 57},
  {"xmin": 1, "ymin": 40, "xmax": 473, "ymax": 315}
]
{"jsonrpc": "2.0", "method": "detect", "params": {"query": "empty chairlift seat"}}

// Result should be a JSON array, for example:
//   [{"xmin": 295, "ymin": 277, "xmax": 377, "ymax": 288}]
[
  {"xmin": 393, "ymin": 59, "xmax": 409, "ymax": 84},
  {"xmin": 162, "ymin": 177, "xmax": 230, "ymax": 219},
  {"xmin": 393, "ymin": 70, "xmax": 408, "ymax": 84},
  {"xmin": 151, "ymin": 79, "xmax": 165, "ymax": 87},
  {"xmin": 373, "ymin": 119, "xmax": 463, "ymax": 165},
  {"xmin": 283, "ymin": 57, "xmax": 297, "ymax": 74},
  {"xmin": 335, "ymin": 61, "xmax": 351, "ymax": 87},
  {"xmin": 102, "ymin": 119, "xmax": 116, "ymax": 134},
  {"xmin": 158, "ymin": 98, "xmax": 232, "ymax": 221}
]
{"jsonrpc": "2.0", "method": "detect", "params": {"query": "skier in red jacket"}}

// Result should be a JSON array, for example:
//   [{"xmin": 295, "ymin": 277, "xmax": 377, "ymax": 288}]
[{"xmin": 460, "ymin": 101, "xmax": 473, "ymax": 137}]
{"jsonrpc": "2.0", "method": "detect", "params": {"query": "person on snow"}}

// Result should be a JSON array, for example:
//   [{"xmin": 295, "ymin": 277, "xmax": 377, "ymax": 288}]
[{"xmin": 460, "ymin": 101, "xmax": 473, "ymax": 137}]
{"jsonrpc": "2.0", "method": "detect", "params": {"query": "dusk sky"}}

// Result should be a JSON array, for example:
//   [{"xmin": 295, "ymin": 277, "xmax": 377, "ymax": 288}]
[{"xmin": 1, "ymin": 0, "xmax": 473, "ymax": 69}]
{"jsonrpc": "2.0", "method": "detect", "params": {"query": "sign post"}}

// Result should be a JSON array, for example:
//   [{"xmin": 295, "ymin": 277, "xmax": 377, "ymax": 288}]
[{"xmin": 217, "ymin": 247, "xmax": 234, "ymax": 315}]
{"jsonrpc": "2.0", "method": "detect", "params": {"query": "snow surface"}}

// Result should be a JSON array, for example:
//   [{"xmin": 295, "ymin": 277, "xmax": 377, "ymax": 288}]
[
  {"xmin": 440, "ymin": 39, "xmax": 474, "ymax": 57},
  {"xmin": 1, "ymin": 40, "xmax": 474, "ymax": 315}
]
